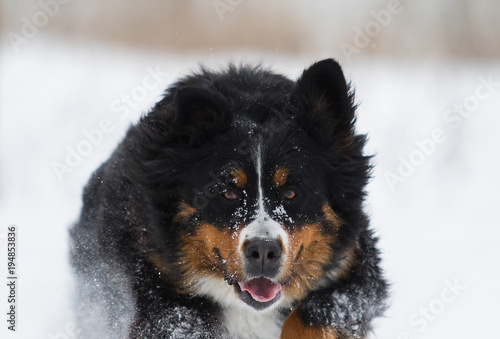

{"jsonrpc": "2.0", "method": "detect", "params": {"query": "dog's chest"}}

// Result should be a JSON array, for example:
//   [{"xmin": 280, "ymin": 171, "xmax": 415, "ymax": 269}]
[{"xmin": 222, "ymin": 306, "xmax": 284, "ymax": 339}]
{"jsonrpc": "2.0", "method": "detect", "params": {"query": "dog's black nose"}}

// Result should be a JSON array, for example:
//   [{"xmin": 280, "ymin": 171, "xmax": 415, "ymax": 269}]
[{"xmin": 244, "ymin": 239, "xmax": 282, "ymax": 277}]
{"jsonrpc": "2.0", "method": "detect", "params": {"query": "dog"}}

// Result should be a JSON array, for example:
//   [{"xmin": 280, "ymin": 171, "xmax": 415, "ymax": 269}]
[{"xmin": 71, "ymin": 59, "xmax": 388, "ymax": 338}]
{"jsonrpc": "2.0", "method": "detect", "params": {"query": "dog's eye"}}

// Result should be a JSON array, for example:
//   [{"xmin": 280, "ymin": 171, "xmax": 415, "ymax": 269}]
[
  {"xmin": 223, "ymin": 189, "xmax": 237, "ymax": 200},
  {"xmin": 284, "ymin": 189, "xmax": 296, "ymax": 200}
]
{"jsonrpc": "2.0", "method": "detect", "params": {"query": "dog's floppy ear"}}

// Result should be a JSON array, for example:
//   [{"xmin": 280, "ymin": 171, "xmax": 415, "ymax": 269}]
[
  {"xmin": 291, "ymin": 59, "xmax": 357, "ymax": 152},
  {"xmin": 172, "ymin": 86, "xmax": 232, "ymax": 146}
]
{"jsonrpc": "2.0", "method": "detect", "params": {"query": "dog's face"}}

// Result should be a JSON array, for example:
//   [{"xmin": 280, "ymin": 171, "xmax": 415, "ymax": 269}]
[
  {"xmin": 138, "ymin": 60, "xmax": 369, "ymax": 312},
  {"xmin": 176, "ymin": 145, "xmax": 344, "ymax": 311}
]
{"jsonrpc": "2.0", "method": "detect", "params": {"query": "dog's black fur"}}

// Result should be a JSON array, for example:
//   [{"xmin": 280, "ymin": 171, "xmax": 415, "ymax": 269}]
[{"xmin": 71, "ymin": 59, "xmax": 387, "ymax": 338}]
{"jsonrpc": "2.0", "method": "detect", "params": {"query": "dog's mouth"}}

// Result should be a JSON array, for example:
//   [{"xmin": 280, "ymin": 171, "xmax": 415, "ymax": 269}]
[
  {"xmin": 238, "ymin": 277, "xmax": 282, "ymax": 302},
  {"xmin": 232, "ymin": 277, "xmax": 282, "ymax": 310}
]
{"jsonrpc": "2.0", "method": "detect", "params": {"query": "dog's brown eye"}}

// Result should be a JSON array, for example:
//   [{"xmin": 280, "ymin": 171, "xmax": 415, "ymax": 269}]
[
  {"xmin": 224, "ymin": 189, "xmax": 237, "ymax": 200},
  {"xmin": 284, "ymin": 189, "xmax": 296, "ymax": 200}
]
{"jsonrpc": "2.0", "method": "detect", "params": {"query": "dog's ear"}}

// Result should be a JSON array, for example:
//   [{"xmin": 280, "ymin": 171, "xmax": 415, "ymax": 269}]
[
  {"xmin": 290, "ymin": 59, "xmax": 357, "ymax": 153},
  {"xmin": 172, "ymin": 86, "xmax": 232, "ymax": 146}
]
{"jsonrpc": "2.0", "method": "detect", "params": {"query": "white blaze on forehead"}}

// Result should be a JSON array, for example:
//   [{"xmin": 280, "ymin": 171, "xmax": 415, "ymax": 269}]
[
  {"xmin": 239, "ymin": 144, "xmax": 289, "ymax": 249},
  {"xmin": 256, "ymin": 143, "xmax": 264, "ymax": 212}
]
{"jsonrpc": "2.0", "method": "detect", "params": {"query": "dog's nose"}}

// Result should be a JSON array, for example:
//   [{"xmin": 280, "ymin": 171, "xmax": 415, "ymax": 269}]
[{"xmin": 244, "ymin": 239, "xmax": 282, "ymax": 277}]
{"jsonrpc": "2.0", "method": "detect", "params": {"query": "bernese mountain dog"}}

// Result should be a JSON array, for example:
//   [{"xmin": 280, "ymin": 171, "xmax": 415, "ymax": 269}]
[{"xmin": 71, "ymin": 59, "xmax": 388, "ymax": 338}]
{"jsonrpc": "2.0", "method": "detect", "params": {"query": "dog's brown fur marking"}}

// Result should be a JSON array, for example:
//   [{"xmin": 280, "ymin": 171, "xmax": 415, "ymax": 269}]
[
  {"xmin": 280, "ymin": 307, "xmax": 342, "ymax": 339},
  {"xmin": 146, "ymin": 251, "xmax": 171, "ymax": 277},
  {"xmin": 280, "ymin": 222, "xmax": 334, "ymax": 302},
  {"xmin": 279, "ymin": 203, "xmax": 344, "ymax": 302},
  {"xmin": 321, "ymin": 203, "xmax": 342, "ymax": 229},
  {"xmin": 273, "ymin": 166, "xmax": 290, "ymax": 188},
  {"xmin": 178, "ymin": 223, "xmax": 244, "ymax": 289},
  {"xmin": 231, "ymin": 167, "xmax": 247, "ymax": 189},
  {"xmin": 173, "ymin": 201, "xmax": 198, "ymax": 223}
]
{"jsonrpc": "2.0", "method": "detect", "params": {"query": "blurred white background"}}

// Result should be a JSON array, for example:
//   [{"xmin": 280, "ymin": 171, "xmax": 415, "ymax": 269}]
[{"xmin": 1, "ymin": 1, "xmax": 499, "ymax": 338}]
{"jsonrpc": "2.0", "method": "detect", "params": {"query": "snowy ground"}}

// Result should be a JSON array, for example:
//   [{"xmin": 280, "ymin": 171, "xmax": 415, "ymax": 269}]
[{"xmin": 1, "ymin": 35, "xmax": 499, "ymax": 338}]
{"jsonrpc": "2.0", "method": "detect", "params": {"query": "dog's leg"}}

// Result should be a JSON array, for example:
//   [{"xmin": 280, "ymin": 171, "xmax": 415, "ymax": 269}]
[
  {"xmin": 127, "ymin": 302, "xmax": 227, "ymax": 339},
  {"xmin": 280, "ymin": 308, "xmax": 348, "ymax": 339},
  {"xmin": 128, "ymin": 314, "xmax": 145, "ymax": 339}
]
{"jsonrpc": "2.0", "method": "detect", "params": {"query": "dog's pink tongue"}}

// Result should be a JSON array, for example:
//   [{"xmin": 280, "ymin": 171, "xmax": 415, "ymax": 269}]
[{"xmin": 238, "ymin": 277, "xmax": 282, "ymax": 302}]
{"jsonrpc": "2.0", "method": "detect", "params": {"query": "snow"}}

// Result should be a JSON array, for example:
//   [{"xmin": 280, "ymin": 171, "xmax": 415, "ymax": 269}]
[{"xmin": 1, "ymin": 34, "xmax": 500, "ymax": 338}]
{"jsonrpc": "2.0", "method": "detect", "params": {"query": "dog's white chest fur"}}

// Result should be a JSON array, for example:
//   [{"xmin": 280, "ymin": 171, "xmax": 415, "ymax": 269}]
[{"xmin": 223, "ymin": 306, "xmax": 283, "ymax": 339}]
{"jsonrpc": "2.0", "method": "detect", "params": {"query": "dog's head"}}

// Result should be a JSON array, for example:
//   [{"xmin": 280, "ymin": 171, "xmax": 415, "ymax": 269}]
[{"xmin": 135, "ymin": 59, "xmax": 370, "ymax": 311}]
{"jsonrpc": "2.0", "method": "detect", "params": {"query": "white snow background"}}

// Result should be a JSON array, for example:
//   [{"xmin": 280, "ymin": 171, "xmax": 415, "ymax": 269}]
[{"xmin": 1, "ymin": 34, "xmax": 499, "ymax": 338}]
